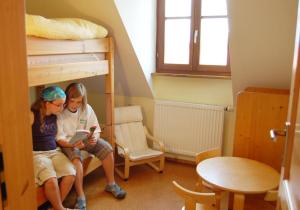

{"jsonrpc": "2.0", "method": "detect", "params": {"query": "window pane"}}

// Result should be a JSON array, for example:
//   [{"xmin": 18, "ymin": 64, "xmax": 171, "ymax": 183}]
[
  {"xmin": 199, "ymin": 18, "xmax": 228, "ymax": 66},
  {"xmin": 164, "ymin": 19, "xmax": 190, "ymax": 64},
  {"xmin": 201, "ymin": 0, "xmax": 227, "ymax": 16},
  {"xmin": 165, "ymin": 0, "xmax": 191, "ymax": 17}
]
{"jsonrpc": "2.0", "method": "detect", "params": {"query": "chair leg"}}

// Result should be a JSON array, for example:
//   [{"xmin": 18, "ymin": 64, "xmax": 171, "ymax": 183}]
[
  {"xmin": 147, "ymin": 156, "xmax": 165, "ymax": 173},
  {"xmin": 114, "ymin": 163, "xmax": 130, "ymax": 180},
  {"xmin": 185, "ymin": 199, "xmax": 196, "ymax": 210},
  {"xmin": 114, "ymin": 155, "xmax": 130, "ymax": 180},
  {"xmin": 159, "ymin": 156, "xmax": 165, "ymax": 172},
  {"xmin": 115, "ymin": 167, "xmax": 125, "ymax": 180},
  {"xmin": 147, "ymin": 162, "xmax": 160, "ymax": 172},
  {"xmin": 124, "ymin": 162, "xmax": 130, "ymax": 180}
]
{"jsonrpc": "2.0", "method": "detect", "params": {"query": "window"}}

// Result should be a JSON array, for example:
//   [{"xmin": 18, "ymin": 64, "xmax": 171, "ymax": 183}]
[{"xmin": 157, "ymin": 0, "xmax": 230, "ymax": 76}]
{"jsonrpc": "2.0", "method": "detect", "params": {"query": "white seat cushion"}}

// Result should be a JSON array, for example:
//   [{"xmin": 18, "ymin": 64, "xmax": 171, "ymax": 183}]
[{"xmin": 129, "ymin": 149, "xmax": 163, "ymax": 161}]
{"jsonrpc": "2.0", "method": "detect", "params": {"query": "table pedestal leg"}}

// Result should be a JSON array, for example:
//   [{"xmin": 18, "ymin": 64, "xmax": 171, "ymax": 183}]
[
  {"xmin": 233, "ymin": 193, "xmax": 245, "ymax": 210},
  {"xmin": 216, "ymin": 191, "xmax": 229, "ymax": 210}
]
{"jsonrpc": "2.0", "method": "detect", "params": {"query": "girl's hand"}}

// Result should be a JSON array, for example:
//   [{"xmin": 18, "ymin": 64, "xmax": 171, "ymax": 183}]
[
  {"xmin": 88, "ymin": 136, "xmax": 97, "ymax": 146},
  {"xmin": 73, "ymin": 140, "xmax": 85, "ymax": 149}
]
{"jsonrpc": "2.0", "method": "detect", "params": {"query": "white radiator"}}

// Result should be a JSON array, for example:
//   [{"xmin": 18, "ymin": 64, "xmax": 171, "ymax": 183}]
[{"xmin": 154, "ymin": 100, "xmax": 224, "ymax": 157}]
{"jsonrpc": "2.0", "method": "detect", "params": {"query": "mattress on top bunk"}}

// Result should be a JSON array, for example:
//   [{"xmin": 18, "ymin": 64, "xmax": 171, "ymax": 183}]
[
  {"xmin": 26, "ymin": 36, "xmax": 110, "ymax": 55},
  {"xmin": 28, "ymin": 53, "xmax": 105, "ymax": 67}
]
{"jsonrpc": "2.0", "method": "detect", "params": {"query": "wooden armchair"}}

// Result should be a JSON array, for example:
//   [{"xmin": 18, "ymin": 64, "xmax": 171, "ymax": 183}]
[
  {"xmin": 195, "ymin": 148, "xmax": 221, "ymax": 192},
  {"xmin": 173, "ymin": 181, "xmax": 218, "ymax": 210},
  {"xmin": 114, "ymin": 105, "xmax": 165, "ymax": 180}
]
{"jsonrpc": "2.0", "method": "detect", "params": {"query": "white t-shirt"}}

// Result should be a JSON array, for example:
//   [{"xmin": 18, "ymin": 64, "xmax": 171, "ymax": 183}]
[{"xmin": 56, "ymin": 104, "xmax": 101, "ymax": 142}]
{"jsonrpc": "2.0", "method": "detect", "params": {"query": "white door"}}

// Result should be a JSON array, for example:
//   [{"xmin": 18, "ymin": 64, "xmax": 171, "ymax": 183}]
[{"xmin": 277, "ymin": 1, "xmax": 300, "ymax": 209}]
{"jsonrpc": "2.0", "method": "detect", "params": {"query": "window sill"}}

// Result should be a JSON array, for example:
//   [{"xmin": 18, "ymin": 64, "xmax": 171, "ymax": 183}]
[{"xmin": 152, "ymin": 72, "xmax": 231, "ymax": 80}]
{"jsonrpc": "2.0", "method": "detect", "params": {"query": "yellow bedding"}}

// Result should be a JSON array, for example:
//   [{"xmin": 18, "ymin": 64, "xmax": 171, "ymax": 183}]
[{"xmin": 26, "ymin": 14, "xmax": 108, "ymax": 40}]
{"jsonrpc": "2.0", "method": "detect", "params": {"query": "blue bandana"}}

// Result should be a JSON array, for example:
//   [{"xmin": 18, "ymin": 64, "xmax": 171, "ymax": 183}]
[{"xmin": 41, "ymin": 86, "xmax": 66, "ymax": 101}]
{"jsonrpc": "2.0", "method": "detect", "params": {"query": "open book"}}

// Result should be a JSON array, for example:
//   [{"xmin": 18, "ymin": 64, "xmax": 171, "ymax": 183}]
[{"xmin": 69, "ymin": 126, "xmax": 97, "ymax": 144}]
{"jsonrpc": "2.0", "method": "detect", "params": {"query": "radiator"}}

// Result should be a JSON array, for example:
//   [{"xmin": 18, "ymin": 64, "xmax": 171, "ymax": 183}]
[{"xmin": 153, "ymin": 100, "xmax": 224, "ymax": 157}]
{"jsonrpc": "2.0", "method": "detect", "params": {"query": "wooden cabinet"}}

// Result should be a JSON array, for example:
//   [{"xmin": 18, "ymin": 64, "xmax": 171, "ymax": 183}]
[{"xmin": 233, "ymin": 87, "xmax": 289, "ymax": 171}]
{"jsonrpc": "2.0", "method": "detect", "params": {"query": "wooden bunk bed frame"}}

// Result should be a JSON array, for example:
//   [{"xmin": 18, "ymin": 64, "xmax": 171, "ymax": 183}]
[{"xmin": 27, "ymin": 36, "xmax": 115, "ymax": 206}]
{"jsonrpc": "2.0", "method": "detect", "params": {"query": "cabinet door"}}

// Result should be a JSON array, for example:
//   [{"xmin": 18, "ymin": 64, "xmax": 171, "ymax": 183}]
[
  {"xmin": 233, "ymin": 87, "xmax": 289, "ymax": 171},
  {"xmin": 0, "ymin": 1, "xmax": 36, "ymax": 210}
]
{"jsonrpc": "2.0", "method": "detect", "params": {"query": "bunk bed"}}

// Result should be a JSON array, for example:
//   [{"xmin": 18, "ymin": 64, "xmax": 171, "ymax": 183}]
[{"xmin": 27, "ymin": 36, "xmax": 115, "ymax": 206}]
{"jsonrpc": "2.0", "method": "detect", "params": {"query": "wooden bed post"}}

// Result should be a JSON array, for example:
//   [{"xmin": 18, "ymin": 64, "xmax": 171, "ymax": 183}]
[
  {"xmin": 105, "ymin": 37, "xmax": 115, "ymax": 148},
  {"xmin": 0, "ymin": 1, "xmax": 36, "ymax": 209}
]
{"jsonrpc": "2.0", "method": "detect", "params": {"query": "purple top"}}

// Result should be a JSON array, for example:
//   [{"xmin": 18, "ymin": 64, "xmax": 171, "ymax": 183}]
[{"xmin": 31, "ymin": 109, "xmax": 57, "ymax": 151}]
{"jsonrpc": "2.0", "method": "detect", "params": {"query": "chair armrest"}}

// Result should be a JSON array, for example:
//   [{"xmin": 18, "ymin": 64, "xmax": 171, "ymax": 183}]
[
  {"xmin": 115, "ymin": 141, "xmax": 130, "ymax": 159},
  {"xmin": 144, "ymin": 126, "xmax": 165, "ymax": 152}
]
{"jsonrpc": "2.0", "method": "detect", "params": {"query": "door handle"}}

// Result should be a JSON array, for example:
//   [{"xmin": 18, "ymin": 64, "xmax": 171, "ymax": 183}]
[
  {"xmin": 270, "ymin": 122, "xmax": 290, "ymax": 142},
  {"xmin": 270, "ymin": 122, "xmax": 291, "ymax": 167},
  {"xmin": 270, "ymin": 129, "xmax": 286, "ymax": 141}
]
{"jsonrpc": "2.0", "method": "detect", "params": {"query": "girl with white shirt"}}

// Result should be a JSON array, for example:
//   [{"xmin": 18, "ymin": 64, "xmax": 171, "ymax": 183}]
[{"xmin": 56, "ymin": 83, "xmax": 126, "ymax": 210}]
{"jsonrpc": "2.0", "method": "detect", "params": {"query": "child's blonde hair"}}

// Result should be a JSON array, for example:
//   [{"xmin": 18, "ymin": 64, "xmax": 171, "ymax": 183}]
[{"xmin": 65, "ymin": 83, "xmax": 87, "ymax": 111}]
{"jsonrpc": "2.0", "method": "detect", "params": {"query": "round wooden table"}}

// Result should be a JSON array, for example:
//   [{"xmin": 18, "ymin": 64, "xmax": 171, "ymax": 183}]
[{"xmin": 196, "ymin": 157, "xmax": 280, "ymax": 210}]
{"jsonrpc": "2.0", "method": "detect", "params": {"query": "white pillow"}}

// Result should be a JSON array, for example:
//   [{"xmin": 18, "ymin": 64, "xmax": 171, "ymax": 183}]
[{"xmin": 26, "ymin": 14, "xmax": 108, "ymax": 40}]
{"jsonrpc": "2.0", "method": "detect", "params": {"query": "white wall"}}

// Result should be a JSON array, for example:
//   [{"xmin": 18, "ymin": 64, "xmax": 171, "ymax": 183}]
[
  {"xmin": 114, "ymin": 0, "xmax": 157, "ymax": 90},
  {"xmin": 228, "ymin": 0, "xmax": 298, "ymax": 99}
]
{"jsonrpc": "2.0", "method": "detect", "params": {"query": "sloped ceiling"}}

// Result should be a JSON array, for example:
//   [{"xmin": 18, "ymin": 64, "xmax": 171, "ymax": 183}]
[
  {"xmin": 228, "ymin": 0, "xmax": 298, "ymax": 99},
  {"xmin": 26, "ymin": 0, "xmax": 153, "ymax": 98}
]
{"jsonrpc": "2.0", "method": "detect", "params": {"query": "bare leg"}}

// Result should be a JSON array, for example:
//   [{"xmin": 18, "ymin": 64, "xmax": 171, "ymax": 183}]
[
  {"xmin": 44, "ymin": 177, "xmax": 64, "ymax": 210},
  {"xmin": 59, "ymin": 175, "xmax": 75, "ymax": 201},
  {"xmin": 72, "ymin": 158, "xmax": 85, "ymax": 197},
  {"xmin": 102, "ymin": 152, "xmax": 115, "ymax": 184},
  {"xmin": 102, "ymin": 152, "xmax": 126, "ymax": 199}
]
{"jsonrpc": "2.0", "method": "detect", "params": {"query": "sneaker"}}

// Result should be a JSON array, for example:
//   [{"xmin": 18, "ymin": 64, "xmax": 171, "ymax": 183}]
[
  {"xmin": 105, "ymin": 183, "xmax": 126, "ymax": 199},
  {"xmin": 74, "ymin": 197, "xmax": 86, "ymax": 210}
]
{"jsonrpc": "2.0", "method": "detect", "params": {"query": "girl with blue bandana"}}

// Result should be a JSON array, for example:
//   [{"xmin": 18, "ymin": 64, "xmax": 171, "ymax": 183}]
[{"xmin": 30, "ymin": 85, "xmax": 78, "ymax": 210}]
